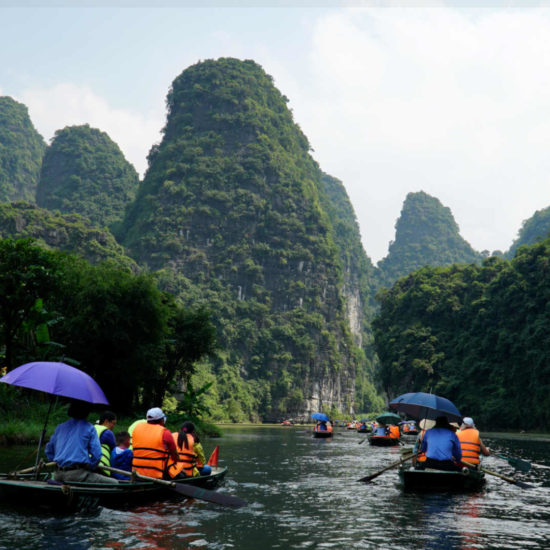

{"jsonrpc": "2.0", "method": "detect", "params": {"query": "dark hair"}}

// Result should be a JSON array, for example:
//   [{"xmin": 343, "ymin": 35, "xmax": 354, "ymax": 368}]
[
  {"xmin": 68, "ymin": 401, "xmax": 91, "ymax": 419},
  {"xmin": 177, "ymin": 421, "xmax": 196, "ymax": 450},
  {"xmin": 99, "ymin": 411, "xmax": 117, "ymax": 424},
  {"xmin": 115, "ymin": 431, "xmax": 130, "ymax": 445}
]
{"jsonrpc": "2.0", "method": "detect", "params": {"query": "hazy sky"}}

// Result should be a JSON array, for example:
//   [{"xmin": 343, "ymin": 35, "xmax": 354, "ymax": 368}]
[{"xmin": 2, "ymin": 1, "xmax": 550, "ymax": 262}]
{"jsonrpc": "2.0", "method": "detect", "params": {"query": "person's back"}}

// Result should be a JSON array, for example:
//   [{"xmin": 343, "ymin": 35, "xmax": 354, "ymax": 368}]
[
  {"xmin": 45, "ymin": 401, "xmax": 118, "ymax": 484},
  {"xmin": 389, "ymin": 425, "xmax": 400, "ymax": 439},
  {"xmin": 110, "ymin": 431, "xmax": 133, "ymax": 480},
  {"xmin": 420, "ymin": 416, "xmax": 462, "ymax": 471},
  {"xmin": 132, "ymin": 408, "xmax": 177, "ymax": 479},
  {"xmin": 457, "ymin": 417, "xmax": 489, "ymax": 465}
]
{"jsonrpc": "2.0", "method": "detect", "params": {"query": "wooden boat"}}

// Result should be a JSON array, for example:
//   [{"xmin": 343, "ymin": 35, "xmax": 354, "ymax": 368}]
[
  {"xmin": 368, "ymin": 435, "xmax": 400, "ymax": 446},
  {"xmin": 313, "ymin": 428, "xmax": 333, "ymax": 438},
  {"xmin": 0, "ymin": 466, "xmax": 228, "ymax": 513},
  {"xmin": 398, "ymin": 466, "xmax": 485, "ymax": 492}
]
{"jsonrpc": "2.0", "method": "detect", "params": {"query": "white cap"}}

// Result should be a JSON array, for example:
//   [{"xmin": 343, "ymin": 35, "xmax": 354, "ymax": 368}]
[
  {"xmin": 146, "ymin": 407, "xmax": 166, "ymax": 422},
  {"xmin": 462, "ymin": 417, "xmax": 475, "ymax": 427}
]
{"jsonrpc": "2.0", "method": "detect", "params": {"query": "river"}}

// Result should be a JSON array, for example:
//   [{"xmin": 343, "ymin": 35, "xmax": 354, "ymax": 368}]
[{"xmin": 1, "ymin": 426, "xmax": 549, "ymax": 549}]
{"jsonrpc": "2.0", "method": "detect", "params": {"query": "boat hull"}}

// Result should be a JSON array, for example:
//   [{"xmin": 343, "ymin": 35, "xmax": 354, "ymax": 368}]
[
  {"xmin": 399, "ymin": 467, "xmax": 485, "ymax": 492},
  {"xmin": 0, "ymin": 466, "xmax": 228, "ymax": 513},
  {"xmin": 313, "ymin": 431, "xmax": 333, "ymax": 438},
  {"xmin": 368, "ymin": 436, "xmax": 400, "ymax": 446}
]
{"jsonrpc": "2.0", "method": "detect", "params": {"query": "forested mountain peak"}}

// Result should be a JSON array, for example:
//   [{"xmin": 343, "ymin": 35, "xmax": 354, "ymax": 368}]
[
  {"xmin": 36, "ymin": 124, "xmax": 139, "ymax": 229},
  {"xmin": 507, "ymin": 205, "xmax": 550, "ymax": 258},
  {"xmin": 376, "ymin": 191, "xmax": 481, "ymax": 287},
  {"xmin": 0, "ymin": 96, "xmax": 46, "ymax": 202},
  {"xmin": 120, "ymin": 57, "xmax": 381, "ymax": 420}
]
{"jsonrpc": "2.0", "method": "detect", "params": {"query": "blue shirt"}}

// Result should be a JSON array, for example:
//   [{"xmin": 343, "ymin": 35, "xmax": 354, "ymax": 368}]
[
  {"xmin": 45, "ymin": 418, "xmax": 103, "ymax": 468},
  {"xmin": 110, "ymin": 447, "xmax": 133, "ymax": 480},
  {"xmin": 420, "ymin": 427, "xmax": 462, "ymax": 462}
]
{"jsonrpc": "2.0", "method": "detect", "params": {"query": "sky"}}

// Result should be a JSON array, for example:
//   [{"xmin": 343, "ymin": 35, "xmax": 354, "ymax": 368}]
[{"xmin": 2, "ymin": 1, "xmax": 550, "ymax": 262}]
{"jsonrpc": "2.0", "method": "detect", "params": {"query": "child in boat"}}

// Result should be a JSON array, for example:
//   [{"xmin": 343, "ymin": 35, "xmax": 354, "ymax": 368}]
[{"xmin": 110, "ymin": 431, "xmax": 133, "ymax": 480}]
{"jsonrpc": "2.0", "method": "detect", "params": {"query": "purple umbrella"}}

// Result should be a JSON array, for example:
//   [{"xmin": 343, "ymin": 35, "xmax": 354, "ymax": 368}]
[
  {"xmin": 1, "ymin": 361, "xmax": 109, "ymax": 475},
  {"xmin": 0, "ymin": 361, "xmax": 109, "ymax": 404}
]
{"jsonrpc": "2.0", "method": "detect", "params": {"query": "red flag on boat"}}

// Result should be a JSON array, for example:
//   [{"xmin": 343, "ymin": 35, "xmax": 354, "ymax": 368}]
[{"xmin": 207, "ymin": 445, "xmax": 219, "ymax": 467}]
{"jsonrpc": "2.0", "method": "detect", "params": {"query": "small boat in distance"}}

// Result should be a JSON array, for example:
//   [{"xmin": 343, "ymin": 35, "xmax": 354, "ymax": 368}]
[
  {"xmin": 400, "ymin": 420, "xmax": 419, "ymax": 436},
  {"xmin": 368, "ymin": 425, "xmax": 400, "ymax": 446},
  {"xmin": 312, "ymin": 412, "xmax": 333, "ymax": 438}
]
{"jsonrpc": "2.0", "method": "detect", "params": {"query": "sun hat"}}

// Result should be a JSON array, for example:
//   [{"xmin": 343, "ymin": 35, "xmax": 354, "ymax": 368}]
[{"xmin": 146, "ymin": 407, "xmax": 166, "ymax": 422}]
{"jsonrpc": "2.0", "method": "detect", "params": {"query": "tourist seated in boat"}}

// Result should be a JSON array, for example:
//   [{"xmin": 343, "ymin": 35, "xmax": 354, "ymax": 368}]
[
  {"xmin": 412, "ymin": 419, "xmax": 434, "ymax": 466},
  {"xmin": 45, "ymin": 400, "xmax": 119, "ymax": 484},
  {"xmin": 132, "ymin": 407, "xmax": 179, "ymax": 479},
  {"xmin": 95, "ymin": 410, "xmax": 117, "ymax": 476},
  {"xmin": 418, "ymin": 416, "xmax": 462, "ymax": 471},
  {"xmin": 128, "ymin": 415, "xmax": 147, "ymax": 449},
  {"xmin": 166, "ymin": 421, "xmax": 201, "ymax": 478},
  {"xmin": 372, "ymin": 425, "xmax": 389, "ymax": 436},
  {"xmin": 185, "ymin": 422, "xmax": 212, "ymax": 476},
  {"xmin": 457, "ymin": 417, "xmax": 490, "ymax": 467},
  {"xmin": 388, "ymin": 424, "xmax": 400, "ymax": 439},
  {"xmin": 316, "ymin": 421, "xmax": 328, "ymax": 431},
  {"xmin": 110, "ymin": 431, "xmax": 133, "ymax": 480}
]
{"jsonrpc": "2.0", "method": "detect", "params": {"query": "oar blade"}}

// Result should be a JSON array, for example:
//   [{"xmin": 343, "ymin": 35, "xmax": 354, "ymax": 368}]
[{"xmin": 173, "ymin": 481, "xmax": 247, "ymax": 508}]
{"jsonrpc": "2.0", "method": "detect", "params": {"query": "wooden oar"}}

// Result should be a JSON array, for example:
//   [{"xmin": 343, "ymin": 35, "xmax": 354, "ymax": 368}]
[
  {"xmin": 10, "ymin": 461, "xmax": 57, "ymax": 476},
  {"xmin": 496, "ymin": 454, "xmax": 531, "ymax": 472},
  {"xmin": 103, "ymin": 465, "xmax": 247, "ymax": 508},
  {"xmin": 461, "ymin": 462, "xmax": 534, "ymax": 489},
  {"xmin": 357, "ymin": 453, "xmax": 416, "ymax": 483}
]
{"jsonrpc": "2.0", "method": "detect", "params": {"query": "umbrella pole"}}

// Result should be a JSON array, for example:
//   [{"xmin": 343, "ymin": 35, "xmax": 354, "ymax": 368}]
[{"xmin": 33, "ymin": 397, "xmax": 53, "ymax": 479}]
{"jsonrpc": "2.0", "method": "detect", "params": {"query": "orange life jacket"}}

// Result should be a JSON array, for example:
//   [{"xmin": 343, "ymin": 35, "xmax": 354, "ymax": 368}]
[
  {"xmin": 132, "ymin": 422, "xmax": 170, "ymax": 479},
  {"xmin": 167, "ymin": 432, "xmax": 196, "ymax": 478},
  {"xmin": 389, "ymin": 425, "xmax": 400, "ymax": 439},
  {"xmin": 457, "ymin": 428, "xmax": 482, "ymax": 465},
  {"xmin": 416, "ymin": 430, "xmax": 427, "ymax": 462}
]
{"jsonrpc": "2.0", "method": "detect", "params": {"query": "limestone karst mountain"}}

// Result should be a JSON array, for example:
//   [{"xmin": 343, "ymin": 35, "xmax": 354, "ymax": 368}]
[
  {"xmin": 0, "ymin": 96, "xmax": 46, "ymax": 202},
  {"xmin": 376, "ymin": 191, "xmax": 482, "ymax": 287},
  {"xmin": 36, "ymin": 124, "xmax": 139, "ymax": 229},
  {"xmin": 119, "ymin": 58, "xmax": 381, "ymax": 420}
]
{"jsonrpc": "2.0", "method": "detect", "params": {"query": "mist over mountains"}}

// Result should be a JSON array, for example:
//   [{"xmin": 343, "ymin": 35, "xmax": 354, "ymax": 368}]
[{"xmin": 1, "ymin": 58, "xmax": 549, "ymax": 420}]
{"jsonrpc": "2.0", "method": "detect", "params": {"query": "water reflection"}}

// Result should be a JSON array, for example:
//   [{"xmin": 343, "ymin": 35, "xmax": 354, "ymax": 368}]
[{"xmin": 1, "ymin": 429, "xmax": 549, "ymax": 550}]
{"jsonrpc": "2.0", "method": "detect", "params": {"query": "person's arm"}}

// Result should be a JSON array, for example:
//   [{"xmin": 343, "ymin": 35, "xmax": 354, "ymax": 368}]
[
  {"xmin": 88, "ymin": 425, "xmax": 103, "ymax": 466},
  {"xmin": 162, "ymin": 429, "xmax": 179, "ymax": 463},
  {"xmin": 45, "ymin": 429, "xmax": 57, "ymax": 461},
  {"xmin": 101, "ymin": 429, "xmax": 116, "ymax": 451},
  {"xmin": 195, "ymin": 442, "xmax": 206, "ymax": 466},
  {"xmin": 452, "ymin": 433, "xmax": 462, "ymax": 462},
  {"xmin": 420, "ymin": 431, "xmax": 428, "ymax": 453},
  {"xmin": 479, "ymin": 438, "xmax": 490, "ymax": 456}
]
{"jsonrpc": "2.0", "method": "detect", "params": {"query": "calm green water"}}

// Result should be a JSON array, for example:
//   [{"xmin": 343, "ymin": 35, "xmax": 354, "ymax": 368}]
[{"xmin": 1, "ymin": 427, "xmax": 549, "ymax": 549}]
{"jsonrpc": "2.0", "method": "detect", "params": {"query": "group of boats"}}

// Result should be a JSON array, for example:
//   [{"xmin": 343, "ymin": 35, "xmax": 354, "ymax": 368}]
[{"xmin": 311, "ymin": 410, "xmax": 487, "ymax": 493}]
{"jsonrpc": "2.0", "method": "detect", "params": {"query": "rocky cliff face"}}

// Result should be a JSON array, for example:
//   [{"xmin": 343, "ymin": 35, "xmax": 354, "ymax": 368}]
[
  {"xmin": 120, "ymin": 58, "xmax": 379, "ymax": 420},
  {"xmin": 0, "ymin": 96, "xmax": 46, "ymax": 202}
]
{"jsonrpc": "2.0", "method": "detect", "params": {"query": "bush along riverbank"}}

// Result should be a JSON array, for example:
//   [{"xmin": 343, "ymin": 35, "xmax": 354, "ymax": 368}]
[{"xmin": 0, "ymin": 385, "xmax": 221, "ymax": 446}]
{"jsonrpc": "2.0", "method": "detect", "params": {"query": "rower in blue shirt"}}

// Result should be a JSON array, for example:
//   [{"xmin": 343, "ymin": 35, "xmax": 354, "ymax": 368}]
[
  {"xmin": 45, "ymin": 401, "xmax": 118, "ymax": 484},
  {"xmin": 419, "ymin": 416, "xmax": 462, "ymax": 471}
]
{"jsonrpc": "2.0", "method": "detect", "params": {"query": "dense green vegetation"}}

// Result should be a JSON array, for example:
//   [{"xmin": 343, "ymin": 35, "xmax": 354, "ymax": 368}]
[
  {"xmin": 120, "ymin": 58, "xmax": 379, "ymax": 420},
  {"xmin": 376, "ymin": 191, "xmax": 481, "ymax": 288},
  {"xmin": 36, "ymin": 124, "xmax": 139, "ymax": 229},
  {"xmin": 0, "ymin": 96, "xmax": 46, "ymax": 202},
  {"xmin": 374, "ymin": 238, "xmax": 550, "ymax": 430},
  {"xmin": 507, "ymin": 205, "xmax": 550, "ymax": 258},
  {"xmin": 0, "ymin": 238, "xmax": 216, "ymax": 413},
  {"xmin": 0, "ymin": 201, "xmax": 136, "ymax": 270}
]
